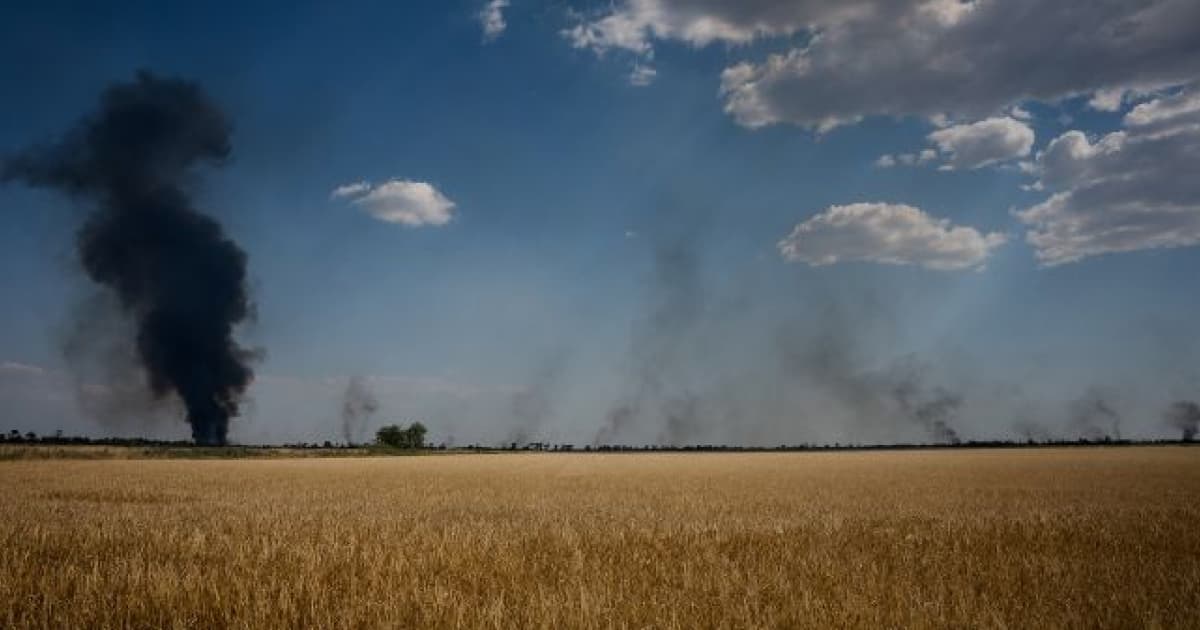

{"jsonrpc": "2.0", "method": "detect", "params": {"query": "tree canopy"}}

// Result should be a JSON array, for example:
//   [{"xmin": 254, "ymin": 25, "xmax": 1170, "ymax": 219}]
[{"xmin": 375, "ymin": 422, "xmax": 427, "ymax": 449}]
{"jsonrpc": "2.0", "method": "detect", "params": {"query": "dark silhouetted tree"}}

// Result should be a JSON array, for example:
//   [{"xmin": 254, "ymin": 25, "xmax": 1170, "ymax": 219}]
[
  {"xmin": 375, "ymin": 422, "xmax": 427, "ymax": 449},
  {"xmin": 405, "ymin": 422, "xmax": 427, "ymax": 449}
]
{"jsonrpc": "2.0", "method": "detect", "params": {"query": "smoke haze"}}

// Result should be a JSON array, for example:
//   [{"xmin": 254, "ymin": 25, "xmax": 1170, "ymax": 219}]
[
  {"xmin": 505, "ymin": 349, "xmax": 570, "ymax": 446},
  {"xmin": 2, "ymin": 73, "xmax": 1196, "ymax": 448},
  {"xmin": 591, "ymin": 222, "xmax": 977, "ymax": 447},
  {"xmin": 1166, "ymin": 401, "xmax": 1200, "ymax": 442},
  {"xmin": 1068, "ymin": 387, "xmax": 1122, "ymax": 441}
]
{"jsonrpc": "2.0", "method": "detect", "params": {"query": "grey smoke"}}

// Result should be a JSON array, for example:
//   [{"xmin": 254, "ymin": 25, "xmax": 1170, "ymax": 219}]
[
  {"xmin": 1013, "ymin": 418, "xmax": 1055, "ymax": 443},
  {"xmin": 1068, "ymin": 386, "xmax": 1122, "ymax": 441},
  {"xmin": 506, "ymin": 349, "xmax": 570, "ymax": 446},
  {"xmin": 889, "ymin": 359, "xmax": 963, "ymax": 445},
  {"xmin": 1166, "ymin": 401, "xmax": 1200, "ymax": 442},
  {"xmin": 596, "ymin": 225, "xmax": 968, "ymax": 446},
  {"xmin": 596, "ymin": 236, "xmax": 710, "ymax": 445},
  {"xmin": 340, "ymin": 375, "xmax": 379, "ymax": 445},
  {"xmin": 774, "ymin": 300, "xmax": 968, "ymax": 445},
  {"xmin": 59, "ymin": 292, "xmax": 180, "ymax": 433}
]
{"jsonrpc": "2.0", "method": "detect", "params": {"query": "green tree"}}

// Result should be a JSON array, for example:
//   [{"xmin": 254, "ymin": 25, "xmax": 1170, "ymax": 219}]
[
  {"xmin": 375, "ymin": 422, "xmax": 427, "ymax": 449},
  {"xmin": 404, "ymin": 422, "xmax": 427, "ymax": 449},
  {"xmin": 375, "ymin": 424, "xmax": 404, "ymax": 448}
]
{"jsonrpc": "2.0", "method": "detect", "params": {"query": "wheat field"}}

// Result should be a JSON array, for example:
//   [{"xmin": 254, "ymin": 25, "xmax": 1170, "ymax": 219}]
[{"xmin": 1, "ymin": 448, "xmax": 1198, "ymax": 629}]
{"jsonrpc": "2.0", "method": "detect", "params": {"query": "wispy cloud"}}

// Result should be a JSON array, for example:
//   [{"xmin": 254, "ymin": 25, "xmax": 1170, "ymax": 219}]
[
  {"xmin": 628, "ymin": 64, "xmax": 657, "ymax": 87},
  {"xmin": 479, "ymin": 0, "xmax": 510, "ymax": 43},
  {"xmin": 0, "ymin": 360, "xmax": 46, "ymax": 376}
]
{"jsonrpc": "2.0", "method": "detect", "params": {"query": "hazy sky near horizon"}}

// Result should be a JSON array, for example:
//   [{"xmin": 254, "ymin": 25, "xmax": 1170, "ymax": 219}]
[{"xmin": 2, "ymin": 0, "xmax": 1199, "ymax": 445}]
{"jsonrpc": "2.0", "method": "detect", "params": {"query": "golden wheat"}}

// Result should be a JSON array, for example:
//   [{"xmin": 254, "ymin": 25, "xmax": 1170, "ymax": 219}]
[{"xmin": 1, "ymin": 448, "xmax": 1198, "ymax": 629}]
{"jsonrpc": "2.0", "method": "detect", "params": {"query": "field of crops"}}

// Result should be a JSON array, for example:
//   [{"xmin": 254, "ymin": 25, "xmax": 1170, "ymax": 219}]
[{"xmin": 1, "ymin": 447, "xmax": 1198, "ymax": 628}]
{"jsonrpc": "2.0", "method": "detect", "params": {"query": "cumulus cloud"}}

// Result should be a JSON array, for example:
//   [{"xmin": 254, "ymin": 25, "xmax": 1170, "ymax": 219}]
[
  {"xmin": 778, "ymin": 202, "xmax": 1006, "ymax": 271},
  {"xmin": 331, "ymin": 179, "xmax": 456, "ymax": 227},
  {"xmin": 569, "ymin": 1, "xmax": 1200, "ymax": 130},
  {"xmin": 479, "ymin": 0, "xmax": 510, "ymax": 42},
  {"xmin": 927, "ymin": 117, "xmax": 1035, "ymax": 170},
  {"xmin": 727, "ymin": 1, "xmax": 1200, "ymax": 129},
  {"xmin": 563, "ymin": 0, "xmax": 875, "ymax": 55},
  {"xmin": 1017, "ymin": 87, "xmax": 1200, "ymax": 265},
  {"xmin": 1123, "ymin": 89, "xmax": 1200, "ymax": 138}
]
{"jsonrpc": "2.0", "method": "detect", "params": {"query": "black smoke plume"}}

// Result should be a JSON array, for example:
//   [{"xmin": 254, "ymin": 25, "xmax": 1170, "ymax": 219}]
[
  {"xmin": 341, "ymin": 376, "xmax": 379, "ymax": 445},
  {"xmin": 2, "ymin": 71, "xmax": 255, "ymax": 445},
  {"xmin": 1166, "ymin": 401, "xmax": 1200, "ymax": 442}
]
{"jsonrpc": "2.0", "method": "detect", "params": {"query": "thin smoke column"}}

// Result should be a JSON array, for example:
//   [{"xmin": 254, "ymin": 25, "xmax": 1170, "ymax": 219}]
[
  {"xmin": 888, "ymin": 359, "xmax": 963, "ymax": 445},
  {"xmin": 596, "ymin": 239, "xmax": 705, "ymax": 446},
  {"xmin": 1166, "ymin": 401, "xmax": 1200, "ymax": 442},
  {"xmin": 1068, "ymin": 387, "xmax": 1121, "ymax": 441},
  {"xmin": 2, "ymin": 71, "xmax": 256, "ymax": 445},
  {"xmin": 341, "ymin": 376, "xmax": 380, "ymax": 445}
]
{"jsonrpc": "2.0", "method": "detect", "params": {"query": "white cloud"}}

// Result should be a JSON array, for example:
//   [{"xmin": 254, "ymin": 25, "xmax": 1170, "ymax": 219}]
[
  {"xmin": 778, "ymin": 202, "xmax": 1006, "ymax": 271},
  {"xmin": 1088, "ymin": 88, "xmax": 1127, "ymax": 112},
  {"xmin": 1123, "ymin": 89, "xmax": 1200, "ymax": 138},
  {"xmin": 330, "ymin": 181, "xmax": 370, "ymax": 199},
  {"xmin": 875, "ymin": 149, "xmax": 936, "ymax": 168},
  {"xmin": 562, "ymin": 7, "xmax": 653, "ymax": 56},
  {"xmin": 479, "ymin": 0, "xmax": 510, "ymax": 42},
  {"xmin": 571, "ymin": 1, "xmax": 1200, "ymax": 131},
  {"xmin": 332, "ymin": 179, "xmax": 456, "ymax": 227},
  {"xmin": 927, "ymin": 117, "xmax": 1035, "ymax": 170},
  {"xmin": 1016, "ymin": 87, "xmax": 1200, "ymax": 265},
  {"xmin": 563, "ymin": 0, "xmax": 876, "ymax": 55},
  {"xmin": 629, "ymin": 64, "xmax": 658, "ymax": 86}
]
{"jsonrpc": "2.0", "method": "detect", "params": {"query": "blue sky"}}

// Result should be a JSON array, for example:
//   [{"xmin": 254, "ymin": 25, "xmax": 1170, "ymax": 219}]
[{"xmin": 2, "ymin": 0, "xmax": 1199, "ymax": 445}]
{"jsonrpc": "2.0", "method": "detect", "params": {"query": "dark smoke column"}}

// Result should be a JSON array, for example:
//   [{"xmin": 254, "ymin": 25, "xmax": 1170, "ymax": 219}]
[{"xmin": 2, "ymin": 71, "xmax": 255, "ymax": 445}]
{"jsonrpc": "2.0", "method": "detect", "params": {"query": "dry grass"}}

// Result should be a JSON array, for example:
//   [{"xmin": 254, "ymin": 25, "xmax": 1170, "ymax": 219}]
[{"xmin": 1, "ymin": 448, "xmax": 1198, "ymax": 629}]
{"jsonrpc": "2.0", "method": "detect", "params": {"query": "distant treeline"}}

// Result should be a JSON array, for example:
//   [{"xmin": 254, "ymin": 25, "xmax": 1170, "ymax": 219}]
[
  {"xmin": 487, "ymin": 438, "xmax": 1196, "ymax": 452},
  {"xmin": 2, "ymin": 429, "xmax": 1194, "ymax": 452},
  {"xmin": 0, "ymin": 430, "xmax": 403, "ymax": 451}
]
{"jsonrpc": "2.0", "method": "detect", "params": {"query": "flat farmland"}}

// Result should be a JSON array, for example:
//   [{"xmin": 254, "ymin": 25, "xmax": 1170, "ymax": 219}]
[{"xmin": 1, "ymin": 448, "xmax": 1198, "ymax": 628}]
